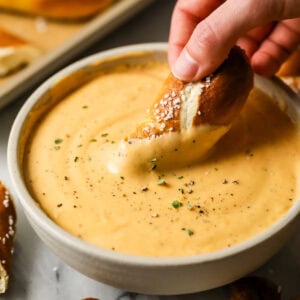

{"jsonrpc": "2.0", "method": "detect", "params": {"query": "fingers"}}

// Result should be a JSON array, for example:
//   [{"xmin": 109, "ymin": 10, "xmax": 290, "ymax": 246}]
[
  {"xmin": 168, "ymin": 0, "xmax": 224, "ymax": 66},
  {"xmin": 172, "ymin": 0, "xmax": 258, "ymax": 81},
  {"xmin": 251, "ymin": 18, "xmax": 300, "ymax": 76},
  {"xmin": 170, "ymin": 0, "xmax": 300, "ymax": 82}
]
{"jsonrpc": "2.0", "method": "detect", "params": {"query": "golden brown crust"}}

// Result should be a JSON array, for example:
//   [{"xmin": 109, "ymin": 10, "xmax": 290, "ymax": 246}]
[
  {"xmin": 277, "ymin": 49, "xmax": 300, "ymax": 77},
  {"xmin": 0, "ymin": 27, "xmax": 42, "ymax": 77},
  {"xmin": 194, "ymin": 46, "xmax": 253, "ymax": 126},
  {"xmin": 0, "ymin": 182, "xmax": 16, "ymax": 294},
  {"xmin": 279, "ymin": 76, "xmax": 300, "ymax": 94},
  {"xmin": 277, "ymin": 49, "xmax": 300, "ymax": 93},
  {"xmin": 0, "ymin": 0, "xmax": 114, "ymax": 20},
  {"xmin": 0, "ymin": 27, "xmax": 26, "ymax": 47},
  {"xmin": 129, "ymin": 46, "xmax": 253, "ymax": 140}
]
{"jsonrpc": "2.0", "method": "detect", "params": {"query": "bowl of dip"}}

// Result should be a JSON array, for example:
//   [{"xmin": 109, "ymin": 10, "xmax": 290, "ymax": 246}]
[{"xmin": 7, "ymin": 43, "xmax": 300, "ymax": 295}]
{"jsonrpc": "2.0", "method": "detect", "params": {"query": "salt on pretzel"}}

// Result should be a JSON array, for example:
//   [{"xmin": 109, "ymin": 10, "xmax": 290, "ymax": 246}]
[
  {"xmin": 0, "ymin": 182, "xmax": 16, "ymax": 294},
  {"xmin": 0, "ymin": 27, "xmax": 41, "ymax": 77}
]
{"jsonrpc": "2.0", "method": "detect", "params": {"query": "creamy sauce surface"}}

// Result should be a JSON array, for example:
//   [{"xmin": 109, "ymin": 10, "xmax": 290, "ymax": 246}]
[{"xmin": 25, "ymin": 62, "xmax": 300, "ymax": 257}]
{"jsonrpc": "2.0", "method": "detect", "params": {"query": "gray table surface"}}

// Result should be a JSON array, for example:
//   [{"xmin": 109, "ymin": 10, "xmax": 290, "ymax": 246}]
[{"xmin": 0, "ymin": 1, "xmax": 299, "ymax": 299}]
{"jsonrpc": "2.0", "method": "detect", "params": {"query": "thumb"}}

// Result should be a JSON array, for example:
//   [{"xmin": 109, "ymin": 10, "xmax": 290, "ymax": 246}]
[{"xmin": 171, "ymin": 0, "xmax": 280, "ymax": 81}]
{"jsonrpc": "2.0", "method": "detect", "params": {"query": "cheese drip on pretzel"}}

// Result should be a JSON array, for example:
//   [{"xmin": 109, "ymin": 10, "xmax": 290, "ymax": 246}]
[{"xmin": 109, "ymin": 46, "xmax": 253, "ymax": 172}]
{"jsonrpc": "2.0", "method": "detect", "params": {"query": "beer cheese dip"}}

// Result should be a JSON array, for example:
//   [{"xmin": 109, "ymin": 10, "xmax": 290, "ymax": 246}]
[{"xmin": 24, "ymin": 61, "xmax": 300, "ymax": 257}]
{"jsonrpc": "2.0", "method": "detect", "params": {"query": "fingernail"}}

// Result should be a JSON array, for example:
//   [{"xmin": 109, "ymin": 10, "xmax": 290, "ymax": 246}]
[{"xmin": 172, "ymin": 49, "xmax": 199, "ymax": 81}]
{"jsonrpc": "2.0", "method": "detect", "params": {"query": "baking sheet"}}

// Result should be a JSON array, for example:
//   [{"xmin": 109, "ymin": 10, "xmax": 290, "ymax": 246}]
[{"xmin": 0, "ymin": 0, "xmax": 155, "ymax": 109}]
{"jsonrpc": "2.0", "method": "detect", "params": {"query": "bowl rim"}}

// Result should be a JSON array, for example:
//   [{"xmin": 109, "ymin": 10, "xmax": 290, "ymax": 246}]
[{"xmin": 7, "ymin": 42, "xmax": 300, "ymax": 267}]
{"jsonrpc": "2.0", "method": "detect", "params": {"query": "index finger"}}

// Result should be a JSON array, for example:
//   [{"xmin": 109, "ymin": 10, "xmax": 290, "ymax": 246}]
[{"xmin": 168, "ymin": 0, "xmax": 224, "ymax": 66}]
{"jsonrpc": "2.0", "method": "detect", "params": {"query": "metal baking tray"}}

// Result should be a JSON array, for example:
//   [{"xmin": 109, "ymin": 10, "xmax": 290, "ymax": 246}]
[{"xmin": 0, "ymin": 0, "xmax": 155, "ymax": 109}]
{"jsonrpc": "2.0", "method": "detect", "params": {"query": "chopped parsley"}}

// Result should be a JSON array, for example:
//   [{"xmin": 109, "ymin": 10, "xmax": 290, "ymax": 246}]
[
  {"xmin": 82, "ymin": 105, "xmax": 88, "ymax": 109},
  {"xmin": 172, "ymin": 200, "xmax": 183, "ymax": 209},
  {"xmin": 101, "ymin": 133, "xmax": 108, "ymax": 137},
  {"xmin": 157, "ymin": 178, "xmax": 166, "ymax": 185},
  {"xmin": 54, "ymin": 138, "xmax": 63, "ymax": 144},
  {"xmin": 179, "ymin": 188, "xmax": 185, "ymax": 194},
  {"xmin": 120, "ymin": 176, "xmax": 125, "ymax": 180},
  {"xmin": 177, "ymin": 176, "xmax": 184, "ymax": 180},
  {"xmin": 90, "ymin": 139, "xmax": 97, "ymax": 142},
  {"xmin": 186, "ymin": 229, "xmax": 194, "ymax": 236},
  {"xmin": 74, "ymin": 156, "xmax": 79, "ymax": 162},
  {"xmin": 182, "ymin": 227, "xmax": 194, "ymax": 236}
]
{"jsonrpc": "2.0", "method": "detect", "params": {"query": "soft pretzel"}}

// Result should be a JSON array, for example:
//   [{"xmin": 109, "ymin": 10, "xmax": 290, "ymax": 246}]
[
  {"xmin": 0, "ymin": 27, "xmax": 41, "ymax": 77},
  {"xmin": 0, "ymin": 0, "xmax": 113, "ymax": 20},
  {"xmin": 0, "ymin": 182, "xmax": 16, "ymax": 294},
  {"xmin": 277, "ymin": 49, "xmax": 300, "ymax": 94},
  {"xmin": 129, "ymin": 46, "xmax": 253, "ymax": 141}
]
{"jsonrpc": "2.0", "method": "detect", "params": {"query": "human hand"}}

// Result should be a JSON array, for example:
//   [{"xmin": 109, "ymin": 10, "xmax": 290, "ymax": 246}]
[{"xmin": 169, "ymin": 0, "xmax": 300, "ymax": 81}]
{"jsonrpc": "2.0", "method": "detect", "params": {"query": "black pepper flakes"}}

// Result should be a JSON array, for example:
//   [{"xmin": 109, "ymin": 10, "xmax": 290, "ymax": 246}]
[{"xmin": 141, "ymin": 186, "xmax": 148, "ymax": 192}]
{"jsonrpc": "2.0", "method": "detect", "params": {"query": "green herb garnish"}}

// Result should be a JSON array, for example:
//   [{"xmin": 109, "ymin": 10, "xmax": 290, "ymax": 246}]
[
  {"xmin": 101, "ymin": 133, "xmax": 108, "ymax": 137},
  {"xmin": 186, "ymin": 229, "xmax": 194, "ymax": 236},
  {"xmin": 82, "ymin": 105, "xmax": 88, "ymax": 109},
  {"xmin": 90, "ymin": 139, "xmax": 97, "ymax": 142},
  {"xmin": 177, "ymin": 176, "xmax": 184, "ymax": 180},
  {"xmin": 120, "ymin": 176, "xmax": 125, "ymax": 180},
  {"xmin": 179, "ymin": 188, "xmax": 185, "ymax": 194},
  {"xmin": 182, "ymin": 227, "xmax": 194, "ymax": 236},
  {"xmin": 74, "ymin": 156, "xmax": 79, "ymax": 162},
  {"xmin": 54, "ymin": 138, "xmax": 63, "ymax": 144},
  {"xmin": 157, "ymin": 178, "xmax": 166, "ymax": 185},
  {"xmin": 172, "ymin": 200, "xmax": 183, "ymax": 209}
]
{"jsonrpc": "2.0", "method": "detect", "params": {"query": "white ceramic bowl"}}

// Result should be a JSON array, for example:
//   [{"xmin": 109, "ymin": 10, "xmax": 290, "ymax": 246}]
[{"xmin": 7, "ymin": 43, "xmax": 300, "ymax": 295}]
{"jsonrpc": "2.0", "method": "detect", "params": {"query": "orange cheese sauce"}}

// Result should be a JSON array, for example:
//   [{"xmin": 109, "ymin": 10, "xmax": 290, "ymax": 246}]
[{"xmin": 24, "ymin": 62, "xmax": 300, "ymax": 257}]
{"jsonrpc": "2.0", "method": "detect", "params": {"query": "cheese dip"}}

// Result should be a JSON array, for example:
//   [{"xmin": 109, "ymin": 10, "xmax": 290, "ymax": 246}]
[{"xmin": 24, "ymin": 62, "xmax": 300, "ymax": 257}]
